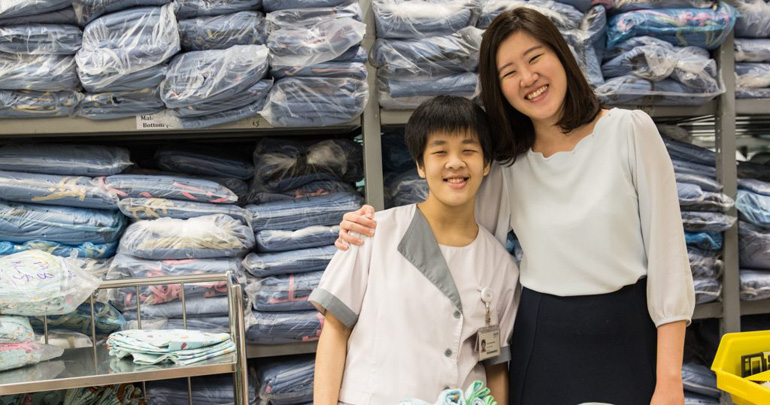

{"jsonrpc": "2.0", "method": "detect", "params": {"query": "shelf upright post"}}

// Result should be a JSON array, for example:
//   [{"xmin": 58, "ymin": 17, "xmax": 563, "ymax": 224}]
[{"xmin": 360, "ymin": 0, "xmax": 385, "ymax": 210}]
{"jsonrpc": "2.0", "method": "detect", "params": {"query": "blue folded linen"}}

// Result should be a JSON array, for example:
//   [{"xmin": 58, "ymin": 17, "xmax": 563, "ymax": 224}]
[
  {"xmin": 263, "ymin": 0, "xmax": 353, "ymax": 12},
  {"xmin": 102, "ymin": 174, "xmax": 238, "ymax": 204},
  {"xmin": 681, "ymin": 211, "xmax": 737, "ymax": 232},
  {"xmin": 0, "ymin": 201, "xmax": 125, "ymax": 244},
  {"xmin": 0, "ymin": 0, "xmax": 71, "ymax": 20},
  {"xmin": 0, "ymin": 240, "xmax": 117, "ymax": 259},
  {"xmin": 740, "ymin": 269, "xmax": 770, "ymax": 301},
  {"xmin": 118, "ymin": 198, "xmax": 249, "ymax": 225},
  {"xmin": 254, "ymin": 354, "xmax": 315, "ymax": 404},
  {"xmin": 0, "ymin": 143, "xmax": 131, "ymax": 176},
  {"xmin": 260, "ymin": 77, "xmax": 368, "ymax": 127},
  {"xmin": 246, "ymin": 311, "xmax": 323, "ymax": 344},
  {"xmin": 72, "ymin": 0, "xmax": 170, "ymax": 25},
  {"xmin": 247, "ymin": 192, "xmax": 364, "ymax": 232},
  {"xmin": 595, "ymin": 75, "xmax": 723, "ymax": 106},
  {"xmin": 242, "ymin": 246, "xmax": 336, "ymax": 277},
  {"xmin": 734, "ymin": 0, "xmax": 770, "ymax": 38},
  {"xmin": 735, "ymin": 38, "xmax": 770, "ymax": 63},
  {"xmin": 373, "ymin": 0, "xmax": 480, "ymax": 39},
  {"xmin": 174, "ymin": 0, "xmax": 262, "ymax": 18},
  {"xmin": 156, "ymin": 145, "xmax": 253, "ymax": 180},
  {"xmin": 79, "ymin": 64, "xmax": 167, "ymax": 93},
  {"xmin": 77, "ymin": 88, "xmax": 165, "ymax": 120},
  {"xmin": 0, "ymin": 170, "xmax": 119, "ymax": 210},
  {"xmin": 247, "ymin": 271, "xmax": 322, "ymax": 312},
  {"xmin": 0, "ymin": 24, "xmax": 81, "ymax": 55},
  {"xmin": 739, "ymin": 221, "xmax": 770, "ymax": 271},
  {"xmin": 0, "ymin": 53, "xmax": 78, "ymax": 91},
  {"xmin": 246, "ymin": 179, "xmax": 356, "ymax": 205},
  {"xmin": 267, "ymin": 17, "xmax": 365, "ymax": 68},
  {"xmin": 179, "ymin": 11, "xmax": 266, "ymax": 51},
  {"xmin": 255, "ymin": 226, "xmax": 338, "ymax": 253}
]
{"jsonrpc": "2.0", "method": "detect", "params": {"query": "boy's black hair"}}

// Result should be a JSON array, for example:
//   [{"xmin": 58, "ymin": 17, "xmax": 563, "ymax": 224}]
[{"xmin": 404, "ymin": 96, "xmax": 493, "ymax": 167}]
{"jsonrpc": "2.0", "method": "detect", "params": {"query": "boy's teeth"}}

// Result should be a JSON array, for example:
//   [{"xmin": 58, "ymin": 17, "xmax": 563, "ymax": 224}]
[{"xmin": 447, "ymin": 178, "xmax": 465, "ymax": 183}]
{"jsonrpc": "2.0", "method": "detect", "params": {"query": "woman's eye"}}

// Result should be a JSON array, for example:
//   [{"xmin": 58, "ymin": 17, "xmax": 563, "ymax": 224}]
[{"xmin": 529, "ymin": 54, "xmax": 541, "ymax": 63}]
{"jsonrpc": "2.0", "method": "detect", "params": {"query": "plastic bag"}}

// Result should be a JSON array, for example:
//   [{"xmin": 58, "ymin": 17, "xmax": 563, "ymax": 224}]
[
  {"xmin": 101, "ymin": 174, "xmax": 238, "ymax": 204},
  {"xmin": 381, "ymin": 130, "xmax": 413, "ymax": 173},
  {"xmin": 123, "ymin": 317, "xmax": 231, "ymax": 333},
  {"xmin": 737, "ymin": 87, "xmax": 770, "ymax": 99},
  {"xmin": 246, "ymin": 311, "xmax": 323, "ymax": 344},
  {"xmin": 0, "ymin": 316, "xmax": 34, "ymax": 343},
  {"xmin": 0, "ymin": 143, "xmax": 130, "ymax": 177},
  {"xmin": 78, "ymin": 88, "xmax": 165, "ymax": 121},
  {"xmin": 478, "ymin": 0, "xmax": 583, "ymax": 30},
  {"xmin": 735, "ymin": 63, "xmax": 770, "ymax": 89},
  {"xmin": 0, "ymin": 0, "xmax": 71, "ymax": 19},
  {"xmin": 370, "ymin": 26, "xmax": 482, "ymax": 76},
  {"xmin": 379, "ymin": 71, "xmax": 478, "ymax": 99},
  {"xmin": 263, "ymin": 0, "xmax": 354, "ymax": 12},
  {"xmin": 260, "ymin": 77, "xmax": 368, "ymax": 127},
  {"xmin": 602, "ymin": 43, "xmax": 717, "ymax": 90},
  {"xmin": 0, "ymin": 170, "xmax": 119, "ymax": 210},
  {"xmin": 169, "ymin": 94, "xmax": 268, "ymax": 129},
  {"xmin": 72, "ymin": 0, "xmax": 170, "ymax": 25},
  {"xmin": 247, "ymin": 179, "xmax": 356, "ymax": 205},
  {"xmin": 681, "ymin": 211, "xmax": 736, "ymax": 232},
  {"xmin": 0, "ymin": 342, "xmax": 63, "ymax": 372},
  {"xmin": 740, "ymin": 221, "xmax": 770, "ymax": 270},
  {"xmin": 740, "ymin": 269, "xmax": 770, "ymax": 301},
  {"xmin": 271, "ymin": 61, "xmax": 367, "ymax": 80},
  {"xmin": 595, "ymin": 75, "xmax": 723, "ymax": 106},
  {"xmin": 247, "ymin": 271, "xmax": 322, "ymax": 312},
  {"xmin": 247, "ymin": 192, "xmax": 364, "ymax": 232},
  {"xmin": 179, "ymin": 11, "xmax": 266, "ymax": 51},
  {"xmin": 681, "ymin": 362, "xmax": 720, "ymax": 399},
  {"xmin": 735, "ymin": 38, "xmax": 770, "ymax": 63},
  {"xmin": 29, "ymin": 300, "xmax": 126, "ymax": 335},
  {"xmin": 609, "ymin": 0, "xmax": 715, "ymax": 13},
  {"xmin": 118, "ymin": 214, "xmax": 255, "ymax": 260},
  {"xmin": 386, "ymin": 169, "xmax": 428, "ymax": 208},
  {"xmin": 674, "ymin": 159, "xmax": 716, "ymax": 179},
  {"xmin": 693, "ymin": 277, "xmax": 720, "ymax": 305},
  {"xmin": 0, "ymin": 90, "xmax": 81, "ymax": 119},
  {"xmin": 606, "ymin": 3, "xmax": 737, "ymax": 50},
  {"xmin": 689, "ymin": 248, "xmax": 723, "ymax": 279},
  {"xmin": 121, "ymin": 296, "xmax": 231, "ymax": 320},
  {"xmin": 0, "ymin": 6, "xmax": 76, "ymax": 25},
  {"xmin": 256, "ymin": 225, "xmax": 339, "ymax": 253},
  {"xmin": 685, "ymin": 231, "xmax": 723, "ymax": 251},
  {"xmin": 265, "ymin": 2, "xmax": 362, "ymax": 31},
  {"xmin": 147, "ymin": 372, "xmax": 257, "ymax": 405},
  {"xmin": 173, "ymin": 0, "xmax": 262, "ymax": 18},
  {"xmin": 267, "ymin": 18, "xmax": 365, "ymax": 68},
  {"xmin": 242, "ymin": 245, "xmax": 336, "ymax": 277},
  {"xmin": 734, "ymin": 0, "xmax": 770, "ymax": 38},
  {"xmin": 0, "ymin": 25, "xmax": 81, "ymax": 56},
  {"xmin": 80, "ymin": 64, "xmax": 167, "ymax": 93},
  {"xmin": 0, "ymin": 240, "xmax": 117, "ymax": 259},
  {"xmin": 0, "ymin": 201, "xmax": 126, "ymax": 245},
  {"xmin": 118, "ymin": 198, "xmax": 250, "ymax": 225},
  {"xmin": 373, "ymin": 0, "xmax": 480, "ymax": 39},
  {"xmin": 0, "ymin": 53, "xmax": 78, "ymax": 91},
  {"xmin": 35, "ymin": 330, "xmax": 93, "ymax": 349},
  {"xmin": 255, "ymin": 355, "xmax": 315, "ymax": 404},
  {"xmin": 75, "ymin": 5, "xmax": 180, "ymax": 91},
  {"xmin": 0, "ymin": 251, "xmax": 101, "ymax": 316},
  {"xmin": 676, "ymin": 173, "xmax": 722, "ymax": 193},
  {"xmin": 160, "ymin": 45, "xmax": 269, "ymax": 109},
  {"xmin": 737, "ymin": 189, "xmax": 770, "ymax": 228},
  {"xmin": 677, "ymin": 183, "xmax": 734, "ymax": 213}
]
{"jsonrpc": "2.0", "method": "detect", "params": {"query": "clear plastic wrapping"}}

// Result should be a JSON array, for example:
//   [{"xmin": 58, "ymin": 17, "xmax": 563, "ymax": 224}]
[
  {"xmin": 271, "ymin": 61, "xmax": 367, "ymax": 80},
  {"xmin": 29, "ymin": 301, "xmax": 126, "ymax": 335},
  {"xmin": 121, "ymin": 296, "xmax": 232, "ymax": 320},
  {"xmin": 260, "ymin": 77, "xmax": 368, "ymax": 127},
  {"xmin": 242, "ymin": 245, "xmax": 336, "ymax": 277},
  {"xmin": 735, "ymin": 38, "xmax": 770, "ymax": 63},
  {"xmin": 736, "ymin": 87, "xmax": 770, "ymax": 99},
  {"xmin": 179, "ymin": 11, "xmax": 266, "ymax": 51},
  {"xmin": 565, "ymin": 4, "xmax": 607, "ymax": 88},
  {"xmin": 160, "ymin": 45, "xmax": 269, "ymax": 109},
  {"xmin": 664, "ymin": 137, "xmax": 716, "ymax": 165},
  {"xmin": 685, "ymin": 231, "xmax": 723, "ymax": 251},
  {"xmin": 267, "ymin": 18, "xmax": 365, "ymax": 68},
  {"xmin": 0, "ymin": 144, "xmax": 131, "ymax": 176},
  {"xmin": 0, "ymin": 251, "xmax": 100, "ymax": 316},
  {"xmin": 676, "ymin": 173, "xmax": 722, "ymax": 193},
  {"xmin": 80, "ymin": 64, "xmax": 167, "ymax": 93},
  {"xmin": 693, "ymin": 277, "xmax": 721, "ymax": 305},
  {"xmin": 263, "ymin": 0, "xmax": 354, "ymax": 12},
  {"xmin": 379, "ymin": 71, "xmax": 478, "ymax": 99},
  {"xmin": 246, "ymin": 310, "xmax": 323, "ymax": 344},
  {"xmin": 385, "ymin": 169, "xmax": 428, "ymax": 208},
  {"xmin": 595, "ymin": 76, "xmax": 724, "ymax": 106},
  {"xmin": 247, "ymin": 192, "xmax": 364, "ymax": 232},
  {"xmin": 156, "ymin": 145, "xmax": 254, "ymax": 180},
  {"xmin": 477, "ymin": 0, "xmax": 583, "ymax": 30},
  {"xmin": 78, "ymin": 88, "xmax": 165, "ymax": 121},
  {"xmin": 373, "ymin": 0, "xmax": 480, "ymax": 39},
  {"xmin": 252, "ymin": 138, "xmax": 364, "ymax": 191},
  {"xmin": 681, "ymin": 211, "xmax": 737, "ymax": 232},
  {"xmin": 0, "ymin": 201, "xmax": 126, "ymax": 245},
  {"xmin": 118, "ymin": 214, "xmax": 255, "ymax": 260},
  {"xmin": 737, "ymin": 189, "xmax": 770, "ymax": 229},
  {"xmin": 0, "ymin": 170, "xmax": 119, "ymax": 210},
  {"xmin": 0, "ymin": 240, "xmax": 117, "ymax": 259},
  {"xmin": 0, "ymin": 0, "xmax": 71, "ymax": 19},
  {"xmin": 146, "ymin": 372, "xmax": 257, "ymax": 405},
  {"xmin": 0, "ymin": 6, "xmax": 76, "ymax": 25},
  {"xmin": 735, "ymin": 62, "xmax": 770, "ymax": 89},
  {"xmin": 370, "ymin": 26, "xmax": 482, "ymax": 76},
  {"xmin": 606, "ymin": 3, "xmax": 737, "ymax": 51},
  {"xmin": 265, "ymin": 2, "xmax": 362, "ymax": 31},
  {"xmin": 117, "ymin": 198, "xmax": 250, "ymax": 226},
  {"xmin": 255, "ymin": 355, "xmax": 315, "ymax": 404},
  {"xmin": 72, "ymin": 0, "xmax": 169, "ymax": 25},
  {"xmin": 681, "ymin": 362, "xmax": 720, "ymax": 399},
  {"xmin": 739, "ymin": 221, "xmax": 770, "ymax": 270},
  {"xmin": 381, "ymin": 130, "xmax": 413, "ymax": 173},
  {"xmin": 677, "ymin": 182, "xmax": 734, "ymax": 213},
  {"xmin": 247, "ymin": 179, "xmax": 356, "ymax": 205},
  {"xmin": 379, "ymin": 93, "xmax": 436, "ymax": 110},
  {"xmin": 101, "ymin": 174, "xmax": 238, "ymax": 204},
  {"xmin": 75, "ymin": 5, "xmax": 180, "ymax": 91},
  {"xmin": 107, "ymin": 253, "xmax": 242, "ymax": 311},
  {"xmin": 609, "ymin": 0, "xmax": 715, "ymax": 13},
  {"xmin": 689, "ymin": 248, "xmax": 723, "ymax": 279},
  {"xmin": 255, "ymin": 225, "xmax": 339, "ymax": 253},
  {"xmin": 170, "ymin": 93, "xmax": 268, "ymax": 129},
  {"xmin": 246, "ymin": 271, "xmax": 322, "ymax": 312},
  {"xmin": 0, "ymin": 342, "xmax": 64, "ymax": 372},
  {"xmin": 0, "ymin": 316, "xmax": 34, "ymax": 343},
  {"xmin": 739, "ymin": 177, "xmax": 770, "ymax": 196},
  {"xmin": 0, "ymin": 25, "xmax": 81, "ymax": 55},
  {"xmin": 124, "ymin": 316, "xmax": 231, "ymax": 333},
  {"xmin": 740, "ymin": 269, "xmax": 770, "ymax": 301},
  {"xmin": 674, "ymin": 159, "xmax": 717, "ymax": 179},
  {"xmin": 734, "ymin": 0, "xmax": 770, "ymax": 38},
  {"xmin": 0, "ymin": 90, "xmax": 81, "ymax": 118},
  {"xmin": 0, "ymin": 53, "xmax": 78, "ymax": 91},
  {"xmin": 173, "ymin": 0, "xmax": 262, "ymax": 19}
]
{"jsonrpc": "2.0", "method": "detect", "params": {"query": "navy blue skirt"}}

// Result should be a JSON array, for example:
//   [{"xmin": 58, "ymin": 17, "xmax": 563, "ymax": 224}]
[{"xmin": 509, "ymin": 277, "xmax": 657, "ymax": 404}]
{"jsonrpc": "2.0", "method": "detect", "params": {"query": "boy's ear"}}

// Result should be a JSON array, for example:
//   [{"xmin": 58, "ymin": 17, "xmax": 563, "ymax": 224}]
[
  {"xmin": 416, "ymin": 162, "xmax": 426, "ymax": 179},
  {"xmin": 483, "ymin": 161, "xmax": 491, "ymax": 177}
]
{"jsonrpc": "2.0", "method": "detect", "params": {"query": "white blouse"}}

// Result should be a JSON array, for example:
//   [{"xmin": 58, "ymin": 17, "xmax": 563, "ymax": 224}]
[{"xmin": 476, "ymin": 108, "xmax": 695, "ymax": 327}]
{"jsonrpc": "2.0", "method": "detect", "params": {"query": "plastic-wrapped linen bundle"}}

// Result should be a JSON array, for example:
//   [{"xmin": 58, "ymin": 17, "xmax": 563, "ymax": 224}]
[
  {"xmin": 736, "ymin": 183, "xmax": 770, "ymax": 229},
  {"xmin": 80, "ymin": 64, "xmax": 168, "ymax": 94},
  {"xmin": 689, "ymin": 248, "xmax": 722, "ymax": 280},
  {"xmin": 677, "ymin": 182, "xmax": 734, "ymax": 213},
  {"xmin": 0, "ymin": 25, "xmax": 81, "ymax": 55},
  {"xmin": 146, "ymin": 372, "xmax": 258, "ymax": 405},
  {"xmin": 77, "ymin": 87, "xmax": 165, "ymax": 120},
  {"xmin": 246, "ymin": 310, "xmax": 323, "ymax": 344},
  {"xmin": 608, "ymin": 0, "xmax": 715, "ymax": 13},
  {"xmin": 563, "ymin": 4, "xmax": 607, "ymax": 88},
  {"xmin": 681, "ymin": 362, "xmax": 720, "ymax": 399},
  {"xmin": 118, "ymin": 214, "xmax": 255, "ymax": 260},
  {"xmin": 101, "ymin": 174, "xmax": 238, "ymax": 204},
  {"xmin": 0, "ymin": 240, "xmax": 117, "ymax": 259},
  {"xmin": 676, "ymin": 173, "xmax": 722, "ymax": 193},
  {"xmin": 0, "ymin": 144, "xmax": 131, "ymax": 176},
  {"xmin": 118, "ymin": 198, "xmax": 250, "ymax": 225},
  {"xmin": 174, "ymin": 0, "xmax": 262, "ymax": 18},
  {"xmin": 681, "ymin": 211, "xmax": 737, "ymax": 232},
  {"xmin": 122, "ymin": 296, "xmax": 231, "ymax": 321},
  {"xmin": 0, "ymin": 53, "xmax": 78, "ymax": 91},
  {"xmin": 160, "ymin": 45, "xmax": 271, "ymax": 128},
  {"xmin": 738, "ymin": 87, "xmax": 770, "ymax": 99},
  {"xmin": 107, "ymin": 253, "xmax": 242, "ymax": 311},
  {"xmin": 693, "ymin": 276, "xmax": 720, "ymax": 304},
  {"xmin": 686, "ymin": 231, "xmax": 723, "ymax": 251},
  {"xmin": 255, "ymin": 226, "xmax": 339, "ymax": 252},
  {"xmin": 75, "ymin": 5, "xmax": 180, "ymax": 93},
  {"xmin": 247, "ymin": 192, "xmax": 364, "ymax": 232},
  {"xmin": 0, "ymin": 201, "xmax": 126, "ymax": 245},
  {"xmin": 735, "ymin": 62, "xmax": 770, "ymax": 99},
  {"xmin": 179, "ymin": 11, "xmax": 267, "ymax": 51},
  {"xmin": 663, "ymin": 135, "xmax": 716, "ymax": 165},
  {"xmin": 0, "ymin": 342, "xmax": 64, "ymax": 372},
  {"xmin": 734, "ymin": 0, "xmax": 770, "ymax": 39},
  {"xmin": 0, "ymin": 316, "xmax": 35, "ymax": 343},
  {"xmin": 735, "ymin": 39, "xmax": 770, "ymax": 63},
  {"xmin": 0, "ymin": 170, "xmax": 119, "ymax": 210},
  {"xmin": 0, "ymin": 7, "xmax": 77, "ymax": 26},
  {"xmin": 263, "ymin": 0, "xmax": 353, "ymax": 12},
  {"xmin": 254, "ymin": 355, "xmax": 315, "ymax": 404},
  {"xmin": 72, "ymin": 0, "xmax": 170, "ymax": 25},
  {"xmin": 373, "ymin": 0, "xmax": 481, "ymax": 39},
  {"xmin": 478, "ymin": 0, "xmax": 583, "ymax": 30},
  {"xmin": 0, "ymin": 0, "xmax": 72, "ymax": 20},
  {"xmin": 595, "ymin": 75, "xmax": 723, "ymax": 106},
  {"xmin": 242, "ymin": 246, "xmax": 336, "ymax": 277},
  {"xmin": 247, "ymin": 271, "xmax": 322, "ymax": 312},
  {"xmin": 247, "ymin": 179, "xmax": 356, "ymax": 205},
  {"xmin": 28, "ymin": 301, "xmax": 126, "ymax": 335},
  {"xmin": 606, "ymin": 3, "xmax": 737, "ymax": 51},
  {"xmin": 0, "ymin": 90, "xmax": 82, "ymax": 118},
  {"xmin": 381, "ymin": 130, "xmax": 414, "ymax": 173},
  {"xmin": 261, "ymin": 76, "xmax": 367, "ymax": 127},
  {"xmin": 385, "ymin": 169, "xmax": 428, "ymax": 208},
  {"xmin": 271, "ymin": 61, "xmax": 367, "ymax": 80},
  {"xmin": 740, "ymin": 269, "xmax": 770, "ymax": 301},
  {"xmin": 739, "ymin": 221, "xmax": 770, "ymax": 270}
]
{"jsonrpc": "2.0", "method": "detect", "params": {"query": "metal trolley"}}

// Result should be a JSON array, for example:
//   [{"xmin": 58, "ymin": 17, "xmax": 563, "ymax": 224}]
[{"xmin": 0, "ymin": 272, "xmax": 250, "ymax": 404}]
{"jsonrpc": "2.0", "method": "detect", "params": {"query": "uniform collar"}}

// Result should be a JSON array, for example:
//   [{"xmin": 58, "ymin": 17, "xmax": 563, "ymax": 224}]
[{"xmin": 397, "ymin": 206, "xmax": 463, "ymax": 312}]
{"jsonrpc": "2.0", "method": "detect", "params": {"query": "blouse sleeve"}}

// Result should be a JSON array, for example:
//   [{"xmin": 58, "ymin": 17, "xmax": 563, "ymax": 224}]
[
  {"xmin": 628, "ymin": 110, "xmax": 695, "ymax": 327},
  {"xmin": 475, "ymin": 162, "xmax": 512, "ymax": 246}
]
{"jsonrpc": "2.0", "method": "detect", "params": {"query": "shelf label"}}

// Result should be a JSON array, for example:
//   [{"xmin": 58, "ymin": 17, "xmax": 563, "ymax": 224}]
[{"xmin": 136, "ymin": 113, "xmax": 179, "ymax": 130}]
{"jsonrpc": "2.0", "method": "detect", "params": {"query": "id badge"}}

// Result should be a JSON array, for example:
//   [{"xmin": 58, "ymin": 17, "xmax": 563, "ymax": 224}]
[{"xmin": 476, "ymin": 325, "xmax": 501, "ymax": 361}]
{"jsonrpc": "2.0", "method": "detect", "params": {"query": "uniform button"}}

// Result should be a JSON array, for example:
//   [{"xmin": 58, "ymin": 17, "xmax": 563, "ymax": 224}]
[
  {"xmin": 453, "ymin": 310, "xmax": 461, "ymax": 319},
  {"xmin": 444, "ymin": 348, "xmax": 452, "ymax": 357}
]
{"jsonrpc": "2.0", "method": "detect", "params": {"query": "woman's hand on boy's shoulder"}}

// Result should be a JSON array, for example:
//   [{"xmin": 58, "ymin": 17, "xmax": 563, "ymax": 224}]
[{"xmin": 336, "ymin": 204, "xmax": 378, "ymax": 250}]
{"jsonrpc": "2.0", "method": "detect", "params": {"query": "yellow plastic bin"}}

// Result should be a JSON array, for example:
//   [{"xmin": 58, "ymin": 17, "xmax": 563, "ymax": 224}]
[{"xmin": 711, "ymin": 330, "xmax": 770, "ymax": 405}]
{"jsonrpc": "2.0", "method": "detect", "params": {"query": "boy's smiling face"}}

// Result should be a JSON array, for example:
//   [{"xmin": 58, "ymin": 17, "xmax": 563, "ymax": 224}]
[{"xmin": 417, "ymin": 130, "xmax": 490, "ymax": 209}]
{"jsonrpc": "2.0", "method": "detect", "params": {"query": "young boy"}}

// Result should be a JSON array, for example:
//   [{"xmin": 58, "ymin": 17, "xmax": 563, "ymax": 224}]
[{"xmin": 309, "ymin": 96, "xmax": 519, "ymax": 405}]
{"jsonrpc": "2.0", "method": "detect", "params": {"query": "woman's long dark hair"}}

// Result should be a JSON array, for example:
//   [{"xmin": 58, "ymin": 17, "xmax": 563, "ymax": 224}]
[{"xmin": 479, "ymin": 7, "xmax": 602, "ymax": 165}]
